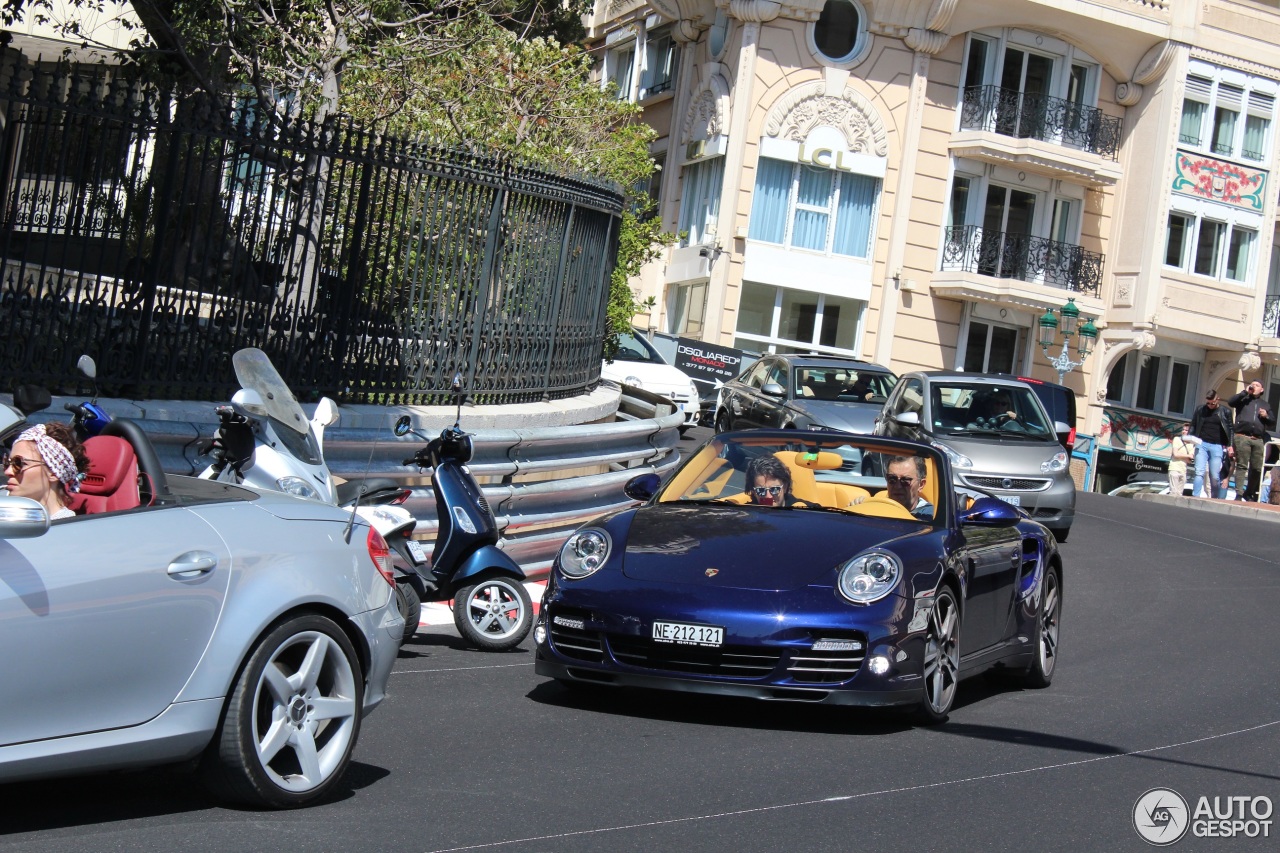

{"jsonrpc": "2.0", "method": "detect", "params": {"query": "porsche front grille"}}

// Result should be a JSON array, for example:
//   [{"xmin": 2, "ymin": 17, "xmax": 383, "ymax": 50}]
[
  {"xmin": 548, "ymin": 611, "xmax": 604, "ymax": 663},
  {"xmin": 963, "ymin": 475, "xmax": 1051, "ymax": 491},
  {"xmin": 608, "ymin": 636, "xmax": 780, "ymax": 678},
  {"xmin": 787, "ymin": 639, "xmax": 867, "ymax": 684}
]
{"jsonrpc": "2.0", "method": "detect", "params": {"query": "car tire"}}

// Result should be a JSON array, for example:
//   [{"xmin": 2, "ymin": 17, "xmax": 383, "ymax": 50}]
[
  {"xmin": 201, "ymin": 614, "xmax": 363, "ymax": 808},
  {"xmin": 714, "ymin": 409, "xmax": 732, "ymax": 433},
  {"xmin": 453, "ymin": 575, "xmax": 533, "ymax": 651},
  {"xmin": 395, "ymin": 579, "xmax": 421, "ymax": 642},
  {"xmin": 1021, "ymin": 566, "xmax": 1061, "ymax": 689},
  {"xmin": 914, "ymin": 587, "xmax": 960, "ymax": 725}
]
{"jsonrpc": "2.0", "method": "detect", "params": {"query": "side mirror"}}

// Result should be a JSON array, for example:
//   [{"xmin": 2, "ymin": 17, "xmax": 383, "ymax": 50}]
[
  {"xmin": 0, "ymin": 496, "xmax": 50, "ymax": 539},
  {"xmin": 623, "ymin": 472, "xmax": 662, "ymax": 502},
  {"xmin": 761, "ymin": 382, "xmax": 786, "ymax": 398},
  {"xmin": 313, "ymin": 397, "xmax": 340, "ymax": 428},
  {"xmin": 76, "ymin": 354, "xmax": 97, "ymax": 381},
  {"xmin": 394, "ymin": 415, "xmax": 413, "ymax": 437},
  {"xmin": 230, "ymin": 388, "xmax": 268, "ymax": 418},
  {"xmin": 1053, "ymin": 420, "xmax": 1074, "ymax": 451},
  {"xmin": 894, "ymin": 411, "xmax": 921, "ymax": 427},
  {"xmin": 958, "ymin": 496, "xmax": 1021, "ymax": 527}
]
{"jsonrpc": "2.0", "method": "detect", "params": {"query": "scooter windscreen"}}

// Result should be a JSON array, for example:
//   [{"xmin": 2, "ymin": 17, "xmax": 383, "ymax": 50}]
[{"xmin": 231, "ymin": 348, "xmax": 323, "ymax": 465}]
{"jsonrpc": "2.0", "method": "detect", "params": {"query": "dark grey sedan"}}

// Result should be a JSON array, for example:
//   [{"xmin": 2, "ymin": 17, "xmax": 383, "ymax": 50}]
[{"xmin": 714, "ymin": 353, "xmax": 896, "ymax": 435}]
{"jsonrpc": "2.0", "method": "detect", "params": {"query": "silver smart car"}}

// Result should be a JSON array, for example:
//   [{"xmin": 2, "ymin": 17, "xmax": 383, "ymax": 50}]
[{"xmin": 875, "ymin": 371, "xmax": 1076, "ymax": 541}]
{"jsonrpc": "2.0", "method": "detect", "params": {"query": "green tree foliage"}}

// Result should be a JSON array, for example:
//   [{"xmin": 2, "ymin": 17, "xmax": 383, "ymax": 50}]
[{"xmin": 7, "ymin": 0, "xmax": 670, "ymax": 350}]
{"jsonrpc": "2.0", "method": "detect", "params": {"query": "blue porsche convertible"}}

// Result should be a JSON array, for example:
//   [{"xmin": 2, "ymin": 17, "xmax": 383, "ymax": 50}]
[{"xmin": 534, "ymin": 430, "xmax": 1062, "ymax": 723}]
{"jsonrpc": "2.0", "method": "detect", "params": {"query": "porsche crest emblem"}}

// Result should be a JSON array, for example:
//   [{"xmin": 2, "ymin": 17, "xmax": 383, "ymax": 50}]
[{"xmin": 705, "ymin": 568, "xmax": 719, "ymax": 577}]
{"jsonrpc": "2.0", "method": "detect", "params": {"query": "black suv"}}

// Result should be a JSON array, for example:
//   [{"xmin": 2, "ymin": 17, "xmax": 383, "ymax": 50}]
[
  {"xmin": 714, "ymin": 354, "xmax": 897, "ymax": 435},
  {"xmin": 1010, "ymin": 375, "xmax": 1078, "ymax": 452}
]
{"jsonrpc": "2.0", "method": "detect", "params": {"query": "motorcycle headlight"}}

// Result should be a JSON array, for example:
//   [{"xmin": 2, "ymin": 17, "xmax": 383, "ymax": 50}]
[
  {"xmin": 559, "ymin": 528, "xmax": 612, "ymax": 579},
  {"xmin": 932, "ymin": 441, "xmax": 972, "ymax": 469},
  {"xmin": 837, "ymin": 550, "xmax": 902, "ymax": 604},
  {"xmin": 277, "ymin": 476, "xmax": 321, "ymax": 501},
  {"xmin": 1041, "ymin": 450, "xmax": 1069, "ymax": 473}
]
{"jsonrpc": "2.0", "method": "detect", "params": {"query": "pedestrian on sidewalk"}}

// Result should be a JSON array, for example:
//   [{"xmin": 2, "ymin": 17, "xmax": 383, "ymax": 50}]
[
  {"xmin": 1167, "ymin": 424, "xmax": 1197, "ymax": 498},
  {"xmin": 1228, "ymin": 380, "xmax": 1273, "ymax": 502},
  {"xmin": 1190, "ymin": 390, "xmax": 1233, "ymax": 498}
]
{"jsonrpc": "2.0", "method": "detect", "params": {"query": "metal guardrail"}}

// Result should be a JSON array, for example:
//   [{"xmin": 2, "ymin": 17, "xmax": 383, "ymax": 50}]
[{"xmin": 38, "ymin": 387, "xmax": 684, "ymax": 580}]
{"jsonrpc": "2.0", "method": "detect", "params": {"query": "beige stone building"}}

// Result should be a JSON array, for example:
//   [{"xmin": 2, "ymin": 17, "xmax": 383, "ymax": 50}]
[{"xmin": 589, "ymin": 0, "xmax": 1280, "ymax": 490}]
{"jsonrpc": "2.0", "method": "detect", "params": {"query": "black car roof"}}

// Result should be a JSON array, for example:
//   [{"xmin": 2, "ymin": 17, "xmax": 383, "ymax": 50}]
[{"xmin": 769, "ymin": 354, "xmax": 893, "ymax": 372}]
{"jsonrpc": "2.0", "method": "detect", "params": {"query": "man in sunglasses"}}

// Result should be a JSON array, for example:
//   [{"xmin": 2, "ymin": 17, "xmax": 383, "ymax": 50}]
[
  {"xmin": 743, "ymin": 455, "xmax": 808, "ymax": 507},
  {"xmin": 885, "ymin": 455, "xmax": 933, "ymax": 520}
]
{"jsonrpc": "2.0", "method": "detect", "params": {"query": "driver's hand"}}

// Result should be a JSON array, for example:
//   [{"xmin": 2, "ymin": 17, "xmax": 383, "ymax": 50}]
[
  {"xmin": 850, "ymin": 495, "xmax": 867, "ymax": 505},
  {"xmin": 1005, "ymin": 410, "xmax": 1018, "ymax": 420}
]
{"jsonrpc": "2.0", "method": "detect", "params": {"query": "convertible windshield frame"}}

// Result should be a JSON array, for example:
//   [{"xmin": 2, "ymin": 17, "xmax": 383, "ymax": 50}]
[{"xmin": 659, "ymin": 431, "xmax": 951, "ymax": 526}]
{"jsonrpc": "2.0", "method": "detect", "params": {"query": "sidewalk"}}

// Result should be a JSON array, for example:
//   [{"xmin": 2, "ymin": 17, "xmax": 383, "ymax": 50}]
[{"xmin": 1134, "ymin": 492, "xmax": 1280, "ymax": 524}]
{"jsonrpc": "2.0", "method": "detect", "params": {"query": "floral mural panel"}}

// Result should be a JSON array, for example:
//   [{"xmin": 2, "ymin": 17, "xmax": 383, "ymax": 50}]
[{"xmin": 1172, "ymin": 152, "xmax": 1267, "ymax": 211}]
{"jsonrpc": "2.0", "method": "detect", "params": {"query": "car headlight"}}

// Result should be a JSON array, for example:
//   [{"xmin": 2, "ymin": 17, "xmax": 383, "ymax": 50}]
[
  {"xmin": 837, "ymin": 550, "xmax": 902, "ymax": 604},
  {"xmin": 1041, "ymin": 450, "xmax": 1068, "ymax": 473},
  {"xmin": 277, "ymin": 476, "xmax": 321, "ymax": 501},
  {"xmin": 931, "ymin": 441, "xmax": 972, "ymax": 469},
  {"xmin": 624, "ymin": 375, "xmax": 644, "ymax": 389},
  {"xmin": 559, "ymin": 528, "xmax": 612, "ymax": 579}
]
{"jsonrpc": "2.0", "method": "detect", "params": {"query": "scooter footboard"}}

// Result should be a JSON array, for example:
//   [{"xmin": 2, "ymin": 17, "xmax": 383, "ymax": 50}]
[{"xmin": 451, "ymin": 544, "xmax": 526, "ymax": 586}]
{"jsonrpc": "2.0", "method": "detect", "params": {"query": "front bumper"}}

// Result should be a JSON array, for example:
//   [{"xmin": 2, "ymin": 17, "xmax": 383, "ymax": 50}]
[
  {"xmin": 534, "ymin": 588, "xmax": 929, "ymax": 708},
  {"xmin": 958, "ymin": 471, "xmax": 1076, "ymax": 529}
]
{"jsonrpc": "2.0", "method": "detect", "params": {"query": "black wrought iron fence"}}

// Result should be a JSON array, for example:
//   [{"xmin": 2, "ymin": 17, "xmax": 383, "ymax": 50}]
[
  {"xmin": 940, "ymin": 225, "xmax": 1104, "ymax": 296},
  {"xmin": 1262, "ymin": 295, "xmax": 1280, "ymax": 339},
  {"xmin": 960, "ymin": 85, "xmax": 1122, "ymax": 160},
  {"xmin": 0, "ymin": 61, "xmax": 623, "ymax": 404}
]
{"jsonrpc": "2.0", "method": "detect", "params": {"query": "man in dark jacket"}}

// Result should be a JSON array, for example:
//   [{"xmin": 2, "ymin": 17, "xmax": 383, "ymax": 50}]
[
  {"xmin": 1228, "ymin": 380, "xmax": 1274, "ymax": 501},
  {"xmin": 1190, "ymin": 390, "xmax": 1234, "ymax": 498}
]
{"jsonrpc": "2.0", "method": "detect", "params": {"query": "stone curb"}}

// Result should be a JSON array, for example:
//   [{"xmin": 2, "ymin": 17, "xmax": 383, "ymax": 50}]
[{"xmin": 1134, "ymin": 492, "xmax": 1280, "ymax": 523}]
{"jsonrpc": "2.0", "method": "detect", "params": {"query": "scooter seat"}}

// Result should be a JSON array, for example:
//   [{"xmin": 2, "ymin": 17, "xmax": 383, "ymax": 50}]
[{"xmin": 336, "ymin": 477, "xmax": 404, "ymax": 506}]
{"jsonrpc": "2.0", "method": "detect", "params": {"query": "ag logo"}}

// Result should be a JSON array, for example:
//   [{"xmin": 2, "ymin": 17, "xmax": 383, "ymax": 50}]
[{"xmin": 1133, "ymin": 787, "xmax": 1190, "ymax": 845}]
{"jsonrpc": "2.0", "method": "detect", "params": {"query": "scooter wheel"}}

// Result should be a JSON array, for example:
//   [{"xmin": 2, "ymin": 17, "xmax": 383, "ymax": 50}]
[
  {"xmin": 452, "ymin": 575, "xmax": 533, "ymax": 651},
  {"xmin": 394, "ymin": 580, "xmax": 421, "ymax": 642}
]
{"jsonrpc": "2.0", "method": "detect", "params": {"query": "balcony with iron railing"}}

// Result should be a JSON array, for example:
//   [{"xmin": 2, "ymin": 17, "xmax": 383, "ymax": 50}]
[
  {"xmin": 960, "ymin": 86, "xmax": 1122, "ymax": 159},
  {"xmin": 938, "ymin": 225, "xmax": 1104, "ymax": 297}
]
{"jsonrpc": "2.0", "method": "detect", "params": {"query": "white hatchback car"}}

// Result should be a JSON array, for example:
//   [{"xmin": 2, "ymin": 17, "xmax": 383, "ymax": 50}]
[{"xmin": 601, "ymin": 330, "xmax": 701, "ymax": 430}]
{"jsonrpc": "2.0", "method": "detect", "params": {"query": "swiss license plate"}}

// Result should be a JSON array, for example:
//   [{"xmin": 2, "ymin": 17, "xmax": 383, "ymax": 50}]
[
  {"xmin": 997, "ymin": 494, "xmax": 1021, "ymax": 506},
  {"xmin": 405, "ymin": 539, "xmax": 428, "ymax": 564},
  {"xmin": 652, "ymin": 621, "xmax": 724, "ymax": 647}
]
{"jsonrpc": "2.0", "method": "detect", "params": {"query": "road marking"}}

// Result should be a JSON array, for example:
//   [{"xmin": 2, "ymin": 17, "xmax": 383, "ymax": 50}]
[
  {"xmin": 421, "ymin": 717, "xmax": 1280, "ymax": 852},
  {"xmin": 393, "ymin": 663, "xmax": 533, "ymax": 675},
  {"xmin": 1076, "ymin": 510, "xmax": 1280, "ymax": 564}
]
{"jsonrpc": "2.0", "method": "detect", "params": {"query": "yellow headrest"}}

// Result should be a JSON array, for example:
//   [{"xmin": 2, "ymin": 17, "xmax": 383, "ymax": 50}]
[{"xmin": 790, "ymin": 450, "xmax": 844, "ymax": 471}]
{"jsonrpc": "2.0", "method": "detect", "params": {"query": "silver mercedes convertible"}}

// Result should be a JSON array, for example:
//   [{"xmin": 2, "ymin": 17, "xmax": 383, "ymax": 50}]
[{"xmin": 0, "ymin": 403, "xmax": 403, "ymax": 808}]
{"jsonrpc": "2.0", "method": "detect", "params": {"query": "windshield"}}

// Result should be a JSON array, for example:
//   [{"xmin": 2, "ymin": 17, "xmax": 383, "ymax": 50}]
[
  {"xmin": 928, "ymin": 382, "xmax": 1053, "ymax": 439},
  {"xmin": 794, "ymin": 367, "xmax": 896, "ymax": 403},
  {"xmin": 659, "ymin": 433, "xmax": 942, "ymax": 524},
  {"xmin": 232, "ymin": 348, "xmax": 310, "ymax": 435},
  {"xmin": 612, "ymin": 331, "xmax": 666, "ymax": 365}
]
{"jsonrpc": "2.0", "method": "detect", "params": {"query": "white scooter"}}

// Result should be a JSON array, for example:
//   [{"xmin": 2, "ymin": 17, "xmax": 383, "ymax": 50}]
[{"xmin": 199, "ymin": 348, "xmax": 425, "ymax": 639}]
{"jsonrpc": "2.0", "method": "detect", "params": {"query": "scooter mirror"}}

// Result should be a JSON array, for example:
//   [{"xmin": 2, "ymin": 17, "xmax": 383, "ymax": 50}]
[
  {"xmin": 451, "ymin": 371, "xmax": 463, "ymax": 394},
  {"xmin": 313, "ymin": 397, "xmax": 340, "ymax": 427},
  {"xmin": 76, "ymin": 354, "xmax": 97, "ymax": 381},
  {"xmin": 231, "ymin": 387, "xmax": 269, "ymax": 418},
  {"xmin": 394, "ymin": 415, "xmax": 413, "ymax": 437}
]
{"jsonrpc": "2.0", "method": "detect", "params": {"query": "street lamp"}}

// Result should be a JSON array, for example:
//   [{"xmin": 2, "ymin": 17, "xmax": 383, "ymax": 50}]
[{"xmin": 1038, "ymin": 297, "xmax": 1097, "ymax": 382}]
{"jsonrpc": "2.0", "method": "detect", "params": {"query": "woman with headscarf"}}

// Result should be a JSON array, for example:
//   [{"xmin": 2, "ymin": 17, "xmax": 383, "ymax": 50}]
[{"xmin": 4, "ymin": 422, "xmax": 89, "ymax": 519}]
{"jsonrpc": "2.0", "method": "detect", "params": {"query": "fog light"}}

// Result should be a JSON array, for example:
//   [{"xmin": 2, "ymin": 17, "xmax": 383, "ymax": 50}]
[
  {"xmin": 868, "ymin": 655, "xmax": 890, "ymax": 675},
  {"xmin": 534, "ymin": 622, "xmax": 547, "ymax": 645}
]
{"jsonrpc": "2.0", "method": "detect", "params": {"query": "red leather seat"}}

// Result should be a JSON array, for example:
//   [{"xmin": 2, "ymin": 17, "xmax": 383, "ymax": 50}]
[{"xmin": 67, "ymin": 435, "xmax": 142, "ymax": 514}]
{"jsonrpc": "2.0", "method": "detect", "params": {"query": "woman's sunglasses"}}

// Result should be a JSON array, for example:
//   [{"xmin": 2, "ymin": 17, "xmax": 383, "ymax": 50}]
[{"xmin": 3, "ymin": 455, "xmax": 45, "ymax": 474}]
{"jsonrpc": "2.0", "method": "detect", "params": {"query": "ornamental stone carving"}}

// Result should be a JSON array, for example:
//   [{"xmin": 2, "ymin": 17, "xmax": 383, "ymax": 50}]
[
  {"xmin": 1239, "ymin": 351, "xmax": 1262, "ymax": 372},
  {"xmin": 729, "ymin": 0, "xmax": 782, "ymax": 24},
  {"xmin": 682, "ymin": 70, "xmax": 731, "ymax": 144},
  {"xmin": 763, "ymin": 81, "xmax": 888, "ymax": 156},
  {"xmin": 1114, "ymin": 82, "xmax": 1143, "ymax": 107}
]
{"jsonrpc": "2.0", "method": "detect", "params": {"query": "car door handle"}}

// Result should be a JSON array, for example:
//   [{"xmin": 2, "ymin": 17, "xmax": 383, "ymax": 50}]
[{"xmin": 168, "ymin": 551, "xmax": 218, "ymax": 577}]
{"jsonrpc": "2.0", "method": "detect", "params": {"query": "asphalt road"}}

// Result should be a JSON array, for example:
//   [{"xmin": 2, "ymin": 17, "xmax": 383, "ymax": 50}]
[{"xmin": 5, "ymin": 449, "xmax": 1280, "ymax": 851}]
